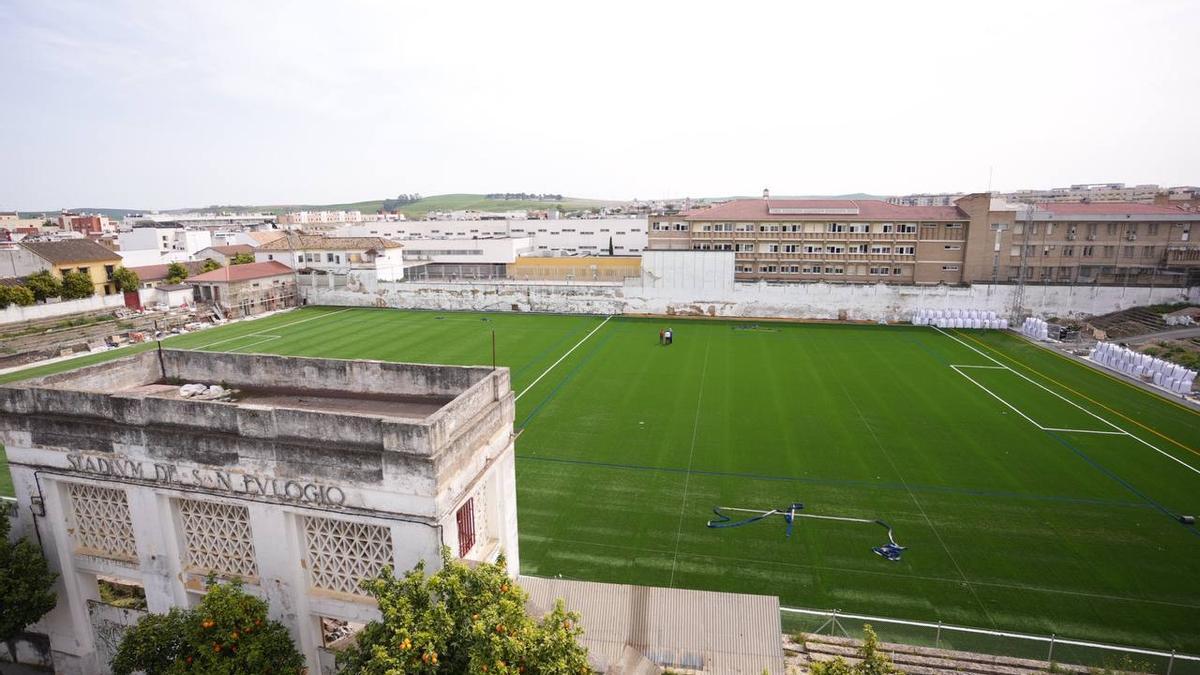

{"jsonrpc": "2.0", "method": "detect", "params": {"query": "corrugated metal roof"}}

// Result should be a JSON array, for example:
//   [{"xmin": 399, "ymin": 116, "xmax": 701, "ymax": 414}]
[{"xmin": 519, "ymin": 575, "xmax": 785, "ymax": 674}]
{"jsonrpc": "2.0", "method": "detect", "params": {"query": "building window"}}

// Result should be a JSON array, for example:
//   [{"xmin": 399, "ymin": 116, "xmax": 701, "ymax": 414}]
[
  {"xmin": 942, "ymin": 265, "xmax": 960, "ymax": 271},
  {"xmin": 1063, "ymin": 246, "xmax": 1074, "ymax": 256},
  {"xmin": 1148, "ymin": 223, "xmax": 1159, "ymax": 235},
  {"xmin": 880, "ymin": 224, "xmax": 895, "ymax": 233},
  {"xmin": 1082, "ymin": 246, "xmax": 1095, "ymax": 257},
  {"xmin": 893, "ymin": 267, "xmax": 903, "ymax": 275},
  {"xmin": 827, "ymin": 223, "xmax": 846, "ymax": 233},
  {"xmin": 304, "ymin": 516, "xmax": 393, "ymax": 596},
  {"xmin": 457, "ymin": 498, "xmax": 476, "ymax": 557},
  {"xmin": 848, "ymin": 224, "xmax": 868, "ymax": 233},
  {"xmin": 943, "ymin": 245, "xmax": 961, "ymax": 251},
  {"xmin": 899, "ymin": 224, "xmax": 917, "ymax": 233},
  {"xmin": 736, "ymin": 243, "xmax": 754, "ymax": 252},
  {"xmin": 178, "ymin": 499, "xmax": 258, "ymax": 579},
  {"xmin": 896, "ymin": 246, "xmax": 915, "ymax": 255},
  {"xmin": 783, "ymin": 244, "xmax": 799, "ymax": 253},
  {"xmin": 764, "ymin": 244, "xmax": 780, "ymax": 253},
  {"xmin": 68, "ymin": 484, "xmax": 137, "ymax": 561}
]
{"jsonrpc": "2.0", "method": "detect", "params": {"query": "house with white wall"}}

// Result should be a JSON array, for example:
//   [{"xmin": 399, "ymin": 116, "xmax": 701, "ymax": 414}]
[{"xmin": 254, "ymin": 234, "xmax": 405, "ymax": 281}]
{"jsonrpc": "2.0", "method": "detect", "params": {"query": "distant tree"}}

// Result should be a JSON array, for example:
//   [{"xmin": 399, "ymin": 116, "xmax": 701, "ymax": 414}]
[
  {"xmin": 337, "ymin": 547, "xmax": 589, "ymax": 674},
  {"xmin": 110, "ymin": 267, "xmax": 140, "ymax": 293},
  {"xmin": 165, "ymin": 262, "xmax": 189, "ymax": 284},
  {"xmin": 230, "ymin": 252, "xmax": 255, "ymax": 265},
  {"xmin": 201, "ymin": 259, "xmax": 222, "ymax": 273},
  {"xmin": 607, "ymin": 236, "xmax": 614, "ymax": 256},
  {"xmin": 0, "ymin": 510, "xmax": 58, "ymax": 645},
  {"xmin": 382, "ymin": 194, "xmax": 423, "ymax": 212},
  {"xmin": 24, "ymin": 270, "xmax": 62, "ymax": 302},
  {"xmin": 0, "ymin": 285, "xmax": 36, "ymax": 309},
  {"xmin": 111, "ymin": 576, "xmax": 304, "ymax": 675},
  {"xmin": 60, "ymin": 271, "xmax": 95, "ymax": 300},
  {"xmin": 809, "ymin": 625, "xmax": 899, "ymax": 675}
]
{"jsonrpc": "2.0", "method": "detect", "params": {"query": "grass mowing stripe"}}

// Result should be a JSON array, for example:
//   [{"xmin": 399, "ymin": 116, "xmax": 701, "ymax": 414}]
[
  {"xmin": 515, "ymin": 315, "xmax": 612, "ymax": 401},
  {"xmin": 518, "ymin": 455, "xmax": 1151, "ymax": 508},
  {"xmin": 953, "ymin": 329, "xmax": 1200, "ymax": 458},
  {"xmin": 835, "ymin": 373, "xmax": 1000, "ymax": 629},
  {"xmin": 667, "ymin": 336, "xmax": 712, "ymax": 588},
  {"xmin": 515, "ymin": 324, "xmax": 620, "ymax": 429},
  {"xmin": 511, "ymin": 320, "xmax": 595, "ymax": 380},
  {"xmin": 527, "ymin": 535, "xmax": 1200, "ymax": 610}
]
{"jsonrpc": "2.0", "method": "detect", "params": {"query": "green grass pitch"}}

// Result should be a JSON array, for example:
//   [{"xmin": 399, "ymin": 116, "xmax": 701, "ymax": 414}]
[{"xmin": 2, "ymin": 306, "xmax": 1199, "ymax": 656}]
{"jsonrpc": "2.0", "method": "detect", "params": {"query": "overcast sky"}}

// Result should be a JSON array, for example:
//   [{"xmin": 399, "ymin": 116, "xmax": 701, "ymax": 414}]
[{"xmin": 2, "ymin": 0, "xmax": 1197, "ymax": 210}]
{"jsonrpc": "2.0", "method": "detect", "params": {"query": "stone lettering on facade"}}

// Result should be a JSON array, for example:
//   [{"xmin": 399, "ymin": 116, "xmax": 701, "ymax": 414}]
[{"xmin": 66, "ymin": 453, "xmax": 347, "ymax": 506}]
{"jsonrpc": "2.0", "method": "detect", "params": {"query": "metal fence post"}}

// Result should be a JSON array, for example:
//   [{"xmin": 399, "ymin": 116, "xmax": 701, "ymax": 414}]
[
  {"xmin": 936, "ymin": 621, "xmax": 942, "ymax": 649},
  {"xmin": 1048, "ymin": 634, "xmax": 1055, "ymax": 662},
  {"xmin": 1168, "ymin": 650, "xmax": 1175, "ymax": 675}
]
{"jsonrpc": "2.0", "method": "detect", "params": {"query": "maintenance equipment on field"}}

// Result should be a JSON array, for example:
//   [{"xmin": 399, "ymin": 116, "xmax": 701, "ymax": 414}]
[{"xmin": 706, "ymin": 503, "xmax": 907, "ymax": 561}]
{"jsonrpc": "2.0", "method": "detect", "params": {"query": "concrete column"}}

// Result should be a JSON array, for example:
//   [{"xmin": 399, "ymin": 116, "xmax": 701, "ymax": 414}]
[
  {"xmin": 247, "ymin": 504, "xmax": 320, "ymax": 670},
  {"xmin": 126, "ymin": 489, "xmax": 179, "ymax": 615},
  {"xmin": 39, "ymin": 478, "xmax": 100, "ymax": 675}
]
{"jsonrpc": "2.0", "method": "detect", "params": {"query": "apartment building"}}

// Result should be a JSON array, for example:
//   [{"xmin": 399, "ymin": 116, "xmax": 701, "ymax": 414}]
[
  {"xmin": 254, "ymin": 234, "xmax": 405, "ymax": 280},
  {"xmin": 649, "ymin": 193, "xmax": 1200, "ymax": 286},
  {"xmin": 336, "ymin": 217, "xmax": 648, "ymax": 256},
  {"xmin": 277, "ymin": 210, "xmax": 365, "ymax": 226},
  {"xmin": 1, "ymin": 239, "xmax": 126, "ymax": 295},
  {"xmin": 957, "ymin": 195, "xmax": 1200, "ymax": 286},
  {"xmin": 648, "ymin": 196, "xmax": 970, "ymax": 284}
]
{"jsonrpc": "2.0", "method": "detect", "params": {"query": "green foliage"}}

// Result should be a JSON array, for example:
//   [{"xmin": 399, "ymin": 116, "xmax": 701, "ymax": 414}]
[
  {"xmin": 1088, "ymin": 654, "xmax": 1156, "ymax": 674},
  {"xmin": 337, "ymin": 547, "xmax": 590, "ymax": 675},
  {"xmin": 808, "ymin": 626, "xmax": 899, "ymax": 675},
  {"xmin": 202, "ymin": 259, "xmax": 222, "ymax": 273},
  {"xmin": 0, "ymin": 285, "xmax": 36, "ymax": 309},
  {"xmin": 230, "ymin": 252, "xmax": 255, "ymax": 265},
  {"xmin": 23, "ymin": 270, "xmax": 62, "ymax": 302},
  {"xmin": 111, "ymin": 267, "xmax": 140, "ymax": 293},
  {"xmin": 111, "ymin": 576, "xmax": 304, "ymax": 675},
  {"xmin": 166, "ymin": 262, "xmax": 190, "ymax": 284},
  {"xmin": 60, "ymin": 270, "xmax": 95, "ymax": 299},
  {"xmin": 0, "ymin": 508, "xmax": 59, "ymax": 642}
]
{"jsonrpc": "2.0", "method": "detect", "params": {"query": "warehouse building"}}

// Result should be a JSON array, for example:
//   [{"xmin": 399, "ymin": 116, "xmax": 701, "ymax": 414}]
[{"xmin": 0, "ymin": 350, "xmax": 519, "ymax": 674}]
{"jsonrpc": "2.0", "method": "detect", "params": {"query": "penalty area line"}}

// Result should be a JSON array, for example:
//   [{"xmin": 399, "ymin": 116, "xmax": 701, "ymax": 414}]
[{"xmin": 514, "ymin": 315, "xmax": 613, "ymax": 401}]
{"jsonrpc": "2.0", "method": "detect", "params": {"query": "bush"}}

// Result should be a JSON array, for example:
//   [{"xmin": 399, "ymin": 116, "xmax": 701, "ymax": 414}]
[
  {"xmin": 0, "ymin": 510, "xmax": 58, "ymax": 643},
  {"xmin": 23, "ymin": 270, "xmax": 62, "ymax": 302},
  {"xmin": 60, "ymin": 270, "xmax": 95, "ymax": 299},
  {"xmin": 166, "ymin": 262, "xmax": 190, "ymax": 284},
  {"xmin": 0, "ymin": 285, "xmax": 36, "ymax": 309},
  {"xmin": 337, "ymin": 547, "xmax": 590, "ymax": 674},
  {"xmin": 111, "ymin": 576, "xmax": 305, "ymax": 675},
  {"xmin": 202, "ymin": 259, "xmax": 222, "ymax": 273},
  {"xmin": 230, "ymin": 252, "xmax": 255, "ymax": 265},
  {"xmin": 809, "ymin": 625, "xmax": 899, "ymax": 675},
  {"xmin": 111, "ymin": 267, "xmax": 140, "ymax": 293}
]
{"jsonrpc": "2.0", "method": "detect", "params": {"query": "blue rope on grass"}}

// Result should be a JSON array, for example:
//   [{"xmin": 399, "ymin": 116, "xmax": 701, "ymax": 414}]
[{"xmin": 706, "ymin": 503, "xmax": 908, "ymax": 561}]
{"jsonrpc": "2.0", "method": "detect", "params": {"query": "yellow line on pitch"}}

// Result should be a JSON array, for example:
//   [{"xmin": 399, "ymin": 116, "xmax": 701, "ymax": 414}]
[{"xmin": 954, "ymin": 330, "xmax": 1200, "ymax": 457}]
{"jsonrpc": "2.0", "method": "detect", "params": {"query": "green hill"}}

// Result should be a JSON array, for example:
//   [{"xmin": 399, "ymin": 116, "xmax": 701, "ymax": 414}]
[{"xmin": 172, "ymin": 194, "xmax": 618, "ymax": 220}]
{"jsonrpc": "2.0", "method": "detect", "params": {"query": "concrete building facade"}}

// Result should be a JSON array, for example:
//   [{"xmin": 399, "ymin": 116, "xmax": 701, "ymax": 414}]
[
  {"xmin": 0, "ymin": 350, "xmax": 518, "ymax": 674},
  {"xmin": 650, "ymin": 195, "xmax": 1200, "ymax": 286},
  {"xmin": 0, "ymin": 240, "xmax": 126, "ymax": 295},
  {"xmin": 186, "ymin": 260, "xmax": 297, "ymax": 317},
  {"xmin": 338, "ymin": 217, "xmax": 648, "ymax": 257},
  {"xmin": 254, "ymin": 234, "xmax": 405, "ymax": 281}
]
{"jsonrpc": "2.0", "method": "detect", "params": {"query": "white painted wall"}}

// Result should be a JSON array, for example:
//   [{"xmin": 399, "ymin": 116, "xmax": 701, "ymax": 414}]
[
  {"xmin": 302, "ymin": 251, "xmax": 1198, "ymax": 321},
  {"xmin": 0, "ymin": 293, "xmax": 126, "ymax": 325}
]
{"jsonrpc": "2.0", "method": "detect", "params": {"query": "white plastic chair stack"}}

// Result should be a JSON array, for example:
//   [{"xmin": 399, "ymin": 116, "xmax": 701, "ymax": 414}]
[
  {"xmin": 911, "ymin": 308, "xmax": 1001, "ymax": 330},
  {"xmin": 1089, "ymin": 342, "xmax": 1197, "ymax": 395}
]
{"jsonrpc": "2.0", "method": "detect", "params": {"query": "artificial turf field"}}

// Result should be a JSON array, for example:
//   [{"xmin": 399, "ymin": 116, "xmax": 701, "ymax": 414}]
[{"xmin": 3, "ymin": 306, "xmax": 1200, "ymax": 657}]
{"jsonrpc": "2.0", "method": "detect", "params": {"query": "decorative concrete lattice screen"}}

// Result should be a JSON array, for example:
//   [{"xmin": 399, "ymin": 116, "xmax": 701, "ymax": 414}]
[
  {"xmin": 304, "ymin": 516, "xmax": 393, "ymax": 596},
  {"xmin": 178, "ymin": 499, "xmax": 259, "ymax": 579},
  {"xmin": 68, "ymin": 484, "xmax": 137, "ymax": 560}
]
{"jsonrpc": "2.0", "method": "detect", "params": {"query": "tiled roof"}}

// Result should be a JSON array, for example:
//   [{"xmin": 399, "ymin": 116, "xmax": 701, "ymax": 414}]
[
  {"xmin": 20, "ymin": 239, "xmax": 122, "ymax": 264},
  {"xmin": 256, "ymin": 234, "xmax": 402, "ymax": 251},
  {"xmin": 187, "ymin": 261, "xmax": 294, "ymax": 283},
  {"xmin": 1036, "ymin": 202, "xmax": 1191, "ymax": 216},
  {"xmin": 679, "ymin": 199, "xmax": 966, "ymax": 221},
  {"xmin": 247, "ymin": 231, "xmax": 287, "ymax": 245},
  {"xmin": 127, "ymin": 261, "xmax": 209, "ymax": 282},
  {"xmin": 201, "ymin": 244, "xmax": 255, "ymax": 255}
]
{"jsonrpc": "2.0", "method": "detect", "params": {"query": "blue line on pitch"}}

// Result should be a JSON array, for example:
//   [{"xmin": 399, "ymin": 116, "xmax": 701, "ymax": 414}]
[{"xmin": 516, "ymin": 455, "xmax": 1152, "ymax": 510}]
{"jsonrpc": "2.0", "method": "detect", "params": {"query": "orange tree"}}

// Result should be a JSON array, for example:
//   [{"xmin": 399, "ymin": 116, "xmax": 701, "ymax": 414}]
[
  {"xmin": 110, "ymin": 576, "xmax": 304, "ymax": 675},
  {"xmin": 337, "ymin": 547, "xmax": 590, "ymax": 674}
]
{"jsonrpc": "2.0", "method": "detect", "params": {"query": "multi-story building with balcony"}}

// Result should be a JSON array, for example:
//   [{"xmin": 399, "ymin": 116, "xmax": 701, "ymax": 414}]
[
  {"xmin": 648, "ymin": 194, "xmax": 971, "ymax": 284},
  {"xmin": 649, "ymin": 192, "xmax": 1200, "ymax": 287}
]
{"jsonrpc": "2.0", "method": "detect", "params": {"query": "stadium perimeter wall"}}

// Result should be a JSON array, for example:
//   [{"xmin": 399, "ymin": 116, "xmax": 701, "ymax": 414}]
[{"xmin": 302, "ymin": 251, "xmax": 1199, "ymax": 322}]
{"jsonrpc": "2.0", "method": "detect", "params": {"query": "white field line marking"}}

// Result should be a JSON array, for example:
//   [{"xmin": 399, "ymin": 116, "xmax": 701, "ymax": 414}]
[
  {"xmin": 226, "ymin": 335, "xmax": 281, "ymax": 353},
  {"xmin": 950, "ymin": 364, "xmax": 1008, "ymax": 369},
  {"xmin": 514, "ymin": 315, "xmax": 613, "ymax": 401},
  {"xmin": 935, "ymin": 327, "xmax": 1200, "ymax": 477},
  {"xmin": 1041, "ymin": 428, "xmax": 1128, "ymax": 435},
  {"xmin": 668, "ymin": 337, "xmax": 712, "ymax": 588},
  {"xmin": 950, "ymin": 365, "xmax": 1047, "ymax": 430},
  {"xmin": 718, "ymin": 507, "xmax": 876, "ymax": 525},
  {"xmin": 190, "ymin": 307, "xmax": 354, "ymax": 350}
]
